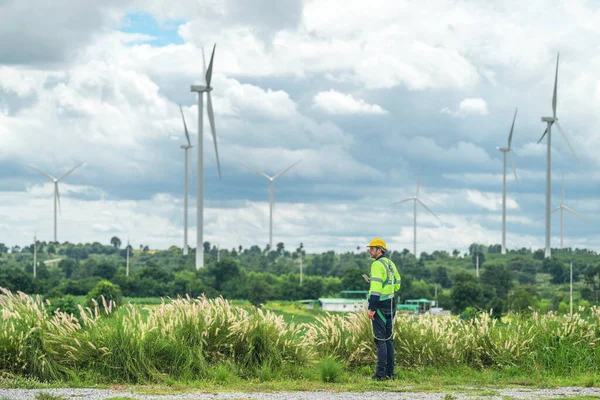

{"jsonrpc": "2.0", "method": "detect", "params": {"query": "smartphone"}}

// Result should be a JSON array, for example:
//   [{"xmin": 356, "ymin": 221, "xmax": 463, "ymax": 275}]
[{"xmin": 362, "ymin": 274, "xmax": 370, "ymax": 282}]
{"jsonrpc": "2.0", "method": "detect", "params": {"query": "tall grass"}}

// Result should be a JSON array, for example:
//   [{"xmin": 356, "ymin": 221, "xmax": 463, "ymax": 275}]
[
  {"xmin": 4, "ymin": 287, "xmax": 600, "ymax": 383},
  {"xmin": 305, "ymin": 307, "xmax": 600, "ymax": 373},
  {"xmin": 0, "ymin": 289, "xmax": 310, "ymax": 383}
]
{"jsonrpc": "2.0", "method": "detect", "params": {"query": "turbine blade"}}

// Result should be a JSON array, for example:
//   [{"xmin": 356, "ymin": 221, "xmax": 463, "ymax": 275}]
[
  {"xmin": 508, "ymin": 151, "xmax": 520, "ymax": 190},
  {"xmin": 552, "ymin": 53, "xmax": 559, "ymax": 119},
  {"xmin": 179, "ymin": 104, "xmax": 191, "ymax": 147},
  {"xmin": 537, "ymin": 128, "xmax": 548, "ymax": 144},
  {"xmin": 391, "ymin": 198, "xmax": 413, "ymax": 206},
  {"xmin": 28, "ymin": 166, "xmax": 55, "ymax": 181},
  {"xmin": 417, "ymin": 198, "xmax": 442, "ymax": 224},
  {"xmin": 416, "ymin": 167, "xmax": 423, "ymax": 197},
  {"xmin": 58, "ymin": 162, "xmax": 83, "ymax": 181},
  {"xmin": 551, "ymin": 206, "xmax": 561, "ymax": 213},
  {"xmin": 207, "ymin": 91, "xmax": 221, "ymax": 178},
  {"xmin": 206, "ymin": 44, "xmax": 216, "ymax": 87},
  {"xmin": 563, "ymin": 205, "xmax": 580, "ymax": 217},
  {"xmin": 56, "ymin": 184, "xmax": 62, "ymax": 215},
  {"xmin": 508, "ymin": 107, "xmax": 518, "ymax": 149},
  {"xmin": 239, "ymin": 163, "xmax": 271, "ymax": 180},
  {"xmin": 274, "ymin": 160, "xmax": 302, "ymax": 180},
  {"xmin": 555, "ymin": 120, "xmax": 579, "ymax": 161}
]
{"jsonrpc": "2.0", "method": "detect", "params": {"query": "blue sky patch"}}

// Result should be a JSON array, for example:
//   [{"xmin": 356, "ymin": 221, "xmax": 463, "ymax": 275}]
[{"xmin": 119, "ymin": 11, "xmax": 184, "ymax": 47}]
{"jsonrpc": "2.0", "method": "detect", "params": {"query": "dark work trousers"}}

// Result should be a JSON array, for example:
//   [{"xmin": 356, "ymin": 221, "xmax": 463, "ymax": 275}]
[{"xmin": 372, "ymin": 307, "xmax": 395, "ymax": 378}]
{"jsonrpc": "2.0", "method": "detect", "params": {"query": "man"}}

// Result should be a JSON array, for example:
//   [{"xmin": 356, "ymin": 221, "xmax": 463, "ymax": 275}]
[{"xmin": 366, "ymin": 238, "xmax": 401, "ymax": 381}]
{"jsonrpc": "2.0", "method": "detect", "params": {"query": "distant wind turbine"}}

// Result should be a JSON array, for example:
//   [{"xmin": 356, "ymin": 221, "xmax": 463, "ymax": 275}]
[
  {"xmin": 190, "ymin": 44, "xmax": 221, "ymax": 269},
  {"xmin": 29, "ymin": 162, "xmax": 83, "ymax": 242},
  {"xmin": 496, "ymin": 108, "xmax": 519, "ymax": 255},
  {"xmin": 179, "ymin": 104, "xmax": 193, "ymax": 256},
  {"xmin": 552, "ymin": 174, "xmax": 580, "ymax": 248},
  {"xmin": 241, "ymin": 160, "xmax": 302, "ymax": 249},
  {"xmin": 392, "ymin": 168, "xmax": 442, "ymax": 258},
  {"xmin": 538, "ymin": 53, "xmax": 578, "ymax": 258}
]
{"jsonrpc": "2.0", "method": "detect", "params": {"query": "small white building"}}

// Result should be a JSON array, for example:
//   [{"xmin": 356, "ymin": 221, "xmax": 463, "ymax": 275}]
[{"xmin": 318, "ymin": 298, "xmax": 366, "ymax": 312}]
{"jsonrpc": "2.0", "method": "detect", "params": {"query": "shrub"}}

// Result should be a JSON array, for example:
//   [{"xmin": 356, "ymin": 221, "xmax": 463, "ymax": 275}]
[
  {"xmin": 85, "ymin": 280, "xmax": 122, "ymax": 311},
  {"xmin": 318, "ymin": 356, "xmax": 344, "ymax": 383},
  {"xmin": 45, "ymin": 295, "xmax": 81, "ymax": 321}
]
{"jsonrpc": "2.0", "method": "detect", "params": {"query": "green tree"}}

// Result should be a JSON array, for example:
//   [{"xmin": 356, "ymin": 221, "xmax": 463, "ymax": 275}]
[
  {"xmin": 58, "ymin": 258, "xmax": 76, "ymax": 279},
  {"xmin": 85, "ymin": 280, "xmax": 123, "ymax": 311},
  {"xmin": 245, "ymin": 273, "xmax": 271, "ymax": 306},
  {"xmin": 93, "ymin": 262, "xmax": 117, "ymax": 280},
  {"xmin": 480, "ymin": 264, "xmax": 512, "ymax": 299},
  {"xmin": 341, "ymin": 268, "xmax": 368, "ymax": 291},
  {"xmin": 110, "ymin": 236, "xmax": 122, "ymax": 249},
  {"xmin": 0, "ymin": 267, "xmax": 34, "ymax": 293},
  {"xmin": 507, "ymin": 287, "xmax": 535, "ymax": 313},
  {"xmin": 544, "ymin": 258, "xmax": 567, "ymax": 284},
  {"xmin": 206, "ymin": 259, "xmax": 240, "ymax": 292},
  {"xmin": 583, "ymin": 264, "xmax": 600, "ymax": 303},
  {"xmin": 432, "ymin": 266, "xmax": 452, "ymax": 288},
  {"xmin": 533, "ymin": 249, "xmax": 545, "ymax": 261},
  {"xmin": 450, "ymin": 272, "xmax": 484, "ymax": 315}
]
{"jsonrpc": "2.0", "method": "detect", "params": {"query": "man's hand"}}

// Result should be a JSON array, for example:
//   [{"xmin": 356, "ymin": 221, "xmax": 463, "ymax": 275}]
[
  {"xmin": 368, "ymin": 310, "xmax": 376, "ymax": 320},
  {"xmin": 362, "ymin": 274, "xmax": 370, "ymax": 283}
]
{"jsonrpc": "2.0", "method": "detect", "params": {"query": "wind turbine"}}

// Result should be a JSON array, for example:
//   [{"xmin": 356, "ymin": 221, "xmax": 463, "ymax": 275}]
[
  {"xmin": 240, "ymin": 160, "xmax": 302, "ymax": 249},
  {"xmin": 190, "ymin": 44, "xmax": 221, "ymax": 269},
  {"xmin": 497, "ymin": 108, "xmax": 519, "ymax": 255},
  {"xmin": 179, "ymin": 104, "xmax": 193, "ymax": 256},
  {"xmin": 538, "ymin": 53, "xmax": 578, "ymax": 258},
  {"xmin": 392, "ymin": 168, "xmax": 442, "ymax": 258},
  {"xmin": 29, "ymin": 162, "xmax": 83, "ymax": 242},
  {"xmin": 552, "ymin": 174, "xmax": 580, "ymax": 248}
]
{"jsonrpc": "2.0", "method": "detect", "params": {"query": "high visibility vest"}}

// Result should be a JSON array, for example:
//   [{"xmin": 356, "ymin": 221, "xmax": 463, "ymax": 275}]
[{"xmin": 368, "ymin": 257, "xmax": 401, "ymax": 301}]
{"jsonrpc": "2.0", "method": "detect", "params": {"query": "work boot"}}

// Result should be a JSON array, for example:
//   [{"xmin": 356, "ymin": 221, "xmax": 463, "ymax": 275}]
[{"xmin": 371, "ymin": 374, "xmax": 387, "ymax": 381}]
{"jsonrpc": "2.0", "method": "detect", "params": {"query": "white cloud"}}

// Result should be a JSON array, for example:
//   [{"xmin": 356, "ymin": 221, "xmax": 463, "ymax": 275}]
[
  {"xmin": 441, "ymin": 98, "xmax": 489, "ymax": 117},
  {"xmin": 0, "ymin": 0, "xmax": 129, "ymax": 64},
  {"xmin": 466, "ymin": 190, "xmax": 519, "ymax": 211},
  {"xmin": 215, "ymin": 76, "xmax": 297, "ymax": 119},
  {"xmin": 405, "ymin": 137, "xmax": 497, "ymax": 166},
  {"xmin": 312, "ymin": 90, "xmax": 387, "ymax": 115}
]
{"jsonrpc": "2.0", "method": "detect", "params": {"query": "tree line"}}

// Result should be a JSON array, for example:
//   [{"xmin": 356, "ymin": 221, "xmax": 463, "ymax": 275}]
[{"xmin": 1, "ymin": 238, "xmax": 599, "ymax": 314}]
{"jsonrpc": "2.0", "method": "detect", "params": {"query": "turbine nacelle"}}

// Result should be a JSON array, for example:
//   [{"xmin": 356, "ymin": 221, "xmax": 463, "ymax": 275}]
[
  {"xmin": 191, "ymin": 85, "xmax": 210, "ymax": 93},
  {"xmin": 541, "ymin": 116, "xmax": 557, "ymax": 123}
]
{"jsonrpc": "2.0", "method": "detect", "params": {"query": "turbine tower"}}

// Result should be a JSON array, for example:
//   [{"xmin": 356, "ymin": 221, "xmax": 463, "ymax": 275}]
[
  {"xmin": 241, "ymin": 160, "xmax": 301, "ymax": 249},
  {"xmin": 179, "ymin": 104, "xmax": 193, "ymax": 256},
  {"xmin": 538, "ymin": 53, "xmax": 578, "ymax": 258},
  {"xmin": 190, "ymin": 44, "xmax": 221, "ymax": 269},
  {"xmin": 496, "ymin": 108, "xmax": 519, "ymax": 255},
  {"xmin": 552, "ymin": 174, "xmax": 580, "ymax": 248},
  {"xmin": 29, "ymin": 162, "xmax": 83, "ymax": 242},
  {"xmin": 392, "ymin": 168, "xmax": 442, "ymax": 258}
]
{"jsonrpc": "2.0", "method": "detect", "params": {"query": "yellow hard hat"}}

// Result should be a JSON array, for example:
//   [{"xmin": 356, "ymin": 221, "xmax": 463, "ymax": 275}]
[{"xmin": 367, "ymin": 238, "xmax": 387, "ymax": 250}]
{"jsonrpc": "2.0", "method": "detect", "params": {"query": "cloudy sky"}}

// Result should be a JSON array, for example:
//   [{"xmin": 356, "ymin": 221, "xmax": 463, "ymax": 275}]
[{"xmin": 1, "ymin": 0, "xmax": 599, "ymax": 254}]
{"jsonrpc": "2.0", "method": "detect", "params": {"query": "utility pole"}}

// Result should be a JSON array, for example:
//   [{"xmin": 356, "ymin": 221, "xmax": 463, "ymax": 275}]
[
  {"xmin": 570, "ymin": 259, "xmax": 573, "ymax": 315},
  {"xmin": 476, "ymin": 254, "xmax": 479, "ymax": 278},
  {"xmin": 126, "ymin": 238, "xmax": 130, "ymax": 277},
  {"xmin": 33, "ymin": 233, "xmax": 37, "ymax": 279},
  {"xmin": 299, "ymin": 255, "xmax": 303, "ymax": 286}
]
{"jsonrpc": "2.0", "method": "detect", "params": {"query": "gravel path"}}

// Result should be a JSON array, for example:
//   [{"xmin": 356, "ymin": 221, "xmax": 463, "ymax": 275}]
[{"xmin": 1, "ymin": 387, "xmax": 600, "ymax": 399}]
